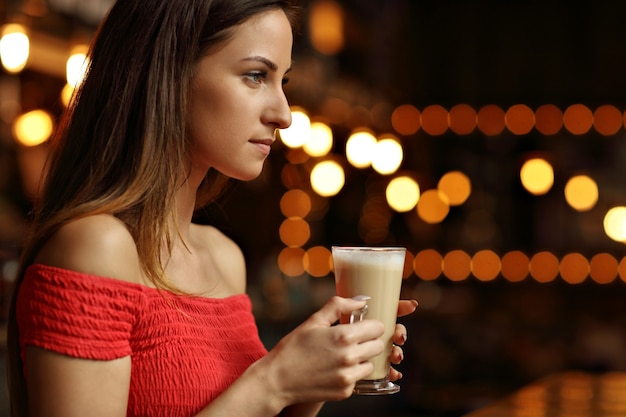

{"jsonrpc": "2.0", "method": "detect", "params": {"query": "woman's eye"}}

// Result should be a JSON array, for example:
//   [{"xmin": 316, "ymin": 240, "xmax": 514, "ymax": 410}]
[{"xmin": 246, "ymin": 71, "xmax": 267, "ymax": 84}]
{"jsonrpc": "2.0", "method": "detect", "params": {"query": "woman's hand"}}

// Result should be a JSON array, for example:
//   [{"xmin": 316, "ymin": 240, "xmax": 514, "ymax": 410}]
[
  {"xmin": 256, "ymin": 297, "xmax": 419, "ymax": 410},
  {"xmin": 257, "ymin": 296, "xmax": 386, "ymax": 407},
  {"xmin": 389, "ymin": 299, "xmax": 419, "ymax": 381}
]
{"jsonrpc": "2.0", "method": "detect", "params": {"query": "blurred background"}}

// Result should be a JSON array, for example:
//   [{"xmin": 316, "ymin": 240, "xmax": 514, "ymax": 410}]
[{"xmin": 2, "ymin": 0, "xmax": 626, "ymax": 416}]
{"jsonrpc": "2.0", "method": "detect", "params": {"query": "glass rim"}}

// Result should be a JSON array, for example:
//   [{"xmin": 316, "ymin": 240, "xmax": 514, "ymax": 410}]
[{"xmin": 331, "ymin": 246, "xmax": 406, "ymax": 252}]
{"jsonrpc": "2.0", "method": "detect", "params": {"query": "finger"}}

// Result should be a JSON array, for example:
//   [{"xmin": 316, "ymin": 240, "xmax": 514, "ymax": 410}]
[
  {"xmin": 353, "ymin": 337, "xmax": 385, "ymax": 363},
  {"xmin": 392, "ymin": 324, "xmax": 408, "ymax": 346},
  {"xmin": 389, "ymin": 366, "xmax": 403, "ymax": 382},
  {"xmin": 311, "ymin": 296, "xmax": 370, "ymax": 327},
  {"xmin": 390, "ymin": 345, "xmax": 404, "ymax": 365},
  {"xmin": 334, "ymin": 319, "xmax": 384, "ymax": 346},
  {"xmin": 397, "ymin": 299, "xmax": 418, "ymax": 317}
]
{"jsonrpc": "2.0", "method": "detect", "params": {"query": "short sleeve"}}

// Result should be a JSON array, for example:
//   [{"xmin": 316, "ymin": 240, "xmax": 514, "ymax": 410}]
[{"xmin": 17, "ymin": 264, "xmax": 145, "ymax": 361}]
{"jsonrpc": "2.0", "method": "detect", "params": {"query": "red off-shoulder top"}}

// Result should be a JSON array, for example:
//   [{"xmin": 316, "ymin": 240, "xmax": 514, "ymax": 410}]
[{"xmin": 16, "ymin": 264, "xmax": 268, "ymax": 416}]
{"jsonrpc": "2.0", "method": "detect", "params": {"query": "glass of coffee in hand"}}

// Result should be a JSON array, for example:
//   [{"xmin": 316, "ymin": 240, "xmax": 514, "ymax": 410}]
[{"xmin": 331, "ymin": 246, "xmax": 406, "ymax": 395}]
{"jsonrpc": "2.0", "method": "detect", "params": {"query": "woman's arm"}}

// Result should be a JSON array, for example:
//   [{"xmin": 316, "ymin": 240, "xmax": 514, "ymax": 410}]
[
  {"xmin": 196, "ymin": 296, "xmax": 384, "ymax": 416},
  {"xmin": 26, "ymin": 348, "xmax": 131, "ymax": 417}
]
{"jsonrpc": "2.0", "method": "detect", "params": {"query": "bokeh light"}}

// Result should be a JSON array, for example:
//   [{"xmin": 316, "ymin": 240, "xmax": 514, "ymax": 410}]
[
  {"xmin": 417, "ymin": 190, "xmax": 450, "ymax": 224},
  {"xmin": 66, "ymin": 45, "xmax": 89, "ymax": 88},
  {"xmin": 560, "ymin": 253, "xmax": 589, "ymax": 284},
  {"xmin": 471, "ymin": 250, "xmax": 501, "ymax": 282},
  {"xmin": 505, "ymin": 104, "xmax": 535, "ymax": 135},
  {"xmin": 448, "ymin": 104, "xmax": 477, "ymax": 135},
  {"xmin": 438, "ymin": 171, "xmax": 471, "ymax": 206},
  {"xmin": 529, "ymin": 251, "xmax": 559, "ymax": 283},
  {"xmin": 520, "ymin": 158, "xmax": 554, "ymax": 195},
  {"xmin": 278, "ymin": 247, "xmax": 306, "ymax": 277},
  {"xmin": 593, "ymin": 105, "xmax": 622, "ymax": 136},
  {"xmin": 604, "ymin": 206, "xmax": 626, "ymax": 243},
  {"xmin": 414, "ymin": 249, "xmax": 443, "ymax": 281},
  {"xmin": 12, "ymin": 109, "xmax": 54, "ymax": 146},
  {"xmin": 279, "ymin": 217, "xmax": 310, "ymax": 247},
  {"xmin": 310, "ymin": 160, "xmax": 345, "ymax": 197},
  {"xmin": 421, "ymin": 104, "xmax": 448, "ymax": 136},
  {"xmin": 391, "ymin": 104, "xmax": 420, "ymax": 135},
  {"xmin": 443, "ymin": 250, "xmax": 471, "ymax": 281},
  {"xmin": 386, "ymin": 175, "xmax": 420, "ymax": 212},
  {"xmin": 303, "ymin": 121, "xmax": 333, "ymax": 157},
  {"xmin": 280, "ymin": 108, "xmax": 310, "ymax": 148},
  {"xmin": 303, "ymin": 246, "xmax": 332, "ymax": 277},
  {"xmin": 477, "ymin": 105, "xmax": 506, "ymax": 136},
  {"xmin": 534, "ymin": 104, "xmax": 563, "ymax": 135},
  {"xmin": 280, "ymin": 189, "xmax": 312, "ymax": 218},
  {"xmin": 371, "ymin": 136, "xmax": 403, "ymax": 175},
  {"xmin": 501, "ymin": 251, "xmax": 529, "ymax": 282},
  {"xmin": 308, "ymin": 0, "xmax": 344, "ymax": 55},
  {"xmin": 563, "ymin": 104, "xmax": 593, "ymax": 135},
  {"xmin": 564, "ymin": 175, "xmax": 598, "ymax": 211},
  {"xmin": 589, "ymin": 253, "xmax": 618, "ymax": 284},
  {"xmin": 0, "ymin": 24, "xmax": 29, "ymax": 73},
  {"xmin": 345, "ymin": 129, "xmax": 377, "ymax": 168}
]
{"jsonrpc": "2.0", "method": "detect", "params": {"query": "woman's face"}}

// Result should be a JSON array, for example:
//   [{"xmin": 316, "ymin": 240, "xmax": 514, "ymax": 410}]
[{"xmin": 187, "ymin": 8, "xmax": 293, "ymax": 181}]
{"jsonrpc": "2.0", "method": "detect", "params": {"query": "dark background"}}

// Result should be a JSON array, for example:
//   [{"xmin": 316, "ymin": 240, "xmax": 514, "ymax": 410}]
[{"xmin": 2, "ymin": 1, "xmax": 626, "ymax": 416}]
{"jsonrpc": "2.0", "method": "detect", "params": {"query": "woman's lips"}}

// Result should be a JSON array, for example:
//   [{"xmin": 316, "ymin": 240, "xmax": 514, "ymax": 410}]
[{"xmin": 249, "ymin": 139, "xmax": 274, "ymax": 155}]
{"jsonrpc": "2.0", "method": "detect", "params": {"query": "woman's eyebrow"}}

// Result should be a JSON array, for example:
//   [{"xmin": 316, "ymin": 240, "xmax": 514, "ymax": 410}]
[{"xmin": 242, "ymin": 55, "xmax": 293, "ymax": 74}]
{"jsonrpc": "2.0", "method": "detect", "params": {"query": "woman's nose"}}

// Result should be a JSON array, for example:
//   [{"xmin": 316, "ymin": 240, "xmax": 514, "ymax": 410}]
[{"xmin": 265, "ymin": 90, "xmax": 292, "ymax": 129}]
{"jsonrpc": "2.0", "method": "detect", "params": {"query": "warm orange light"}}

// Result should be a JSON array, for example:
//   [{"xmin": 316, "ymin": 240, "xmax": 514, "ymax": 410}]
[
  {"xmin": 529, "ymin": 251, "xmax": 559, "ymax": 283},
  {"xmin": 417, "ymin": 190, "xmax": 450, "ymax": 224},
  {"xmin": 501, "ymin": 251, "xmax": 529, "ymax": 282},
  {"xmin": 589, "ymin": 253, "xmax": 618, "ymax": 284},
  {"xmin": 443, "ymin": 250, "xmax": 471, "ymax": 282},
  {"xmin": 308, "ymin": 0, "xmax": 344, "ymax": 55},
  {"xmin": 391, "ymin": 104, "xmax": 421, "ymax": 136},
  {"xmin": 564, "ymin": 175, "xmax": 598, "ymax": 212},
  {"xmin": 448, "ymin": 104, "xmax": 477, "ymax": 135},
  {"xmin": 563, "ymin": 104, "xmax": 593, "ymax": 135},
  {"xmin": 593, "ymin": 105, "xmax": 622, "ymax": 136},
  {"xmin": 477, "ymin": 105, "xmax": 506, "ymax": 136},
  {"xmin": 438, "ymin": 171, "xmax": 471, "ymax": 206},
  {"xmin": 279, "ymin": 217, "xmax": 310, "ymax": 247},
  {"xmin": 505, "ymin": 104, "xmax": 535, "ymax": 135},
  {"xmin": 560, "ymin": 253, "xmax": 589, "ymax": 284},
  {"xmin": 414, "ymin": 249, "xmax": 443, "ymax": 281},
  {"xmin": 280, "ymin": 189, "xmax": 312, "ymax": 218},
  {"xmin": 534, "ymin": 104, "xmax": 563, "ymax": 135},
  {"xmin": 303, "ymin": 246, "xmax": 332, "ymax": 277},
  {"xmin": 421, "ymin": 105, "xmax": 448, "ymax": 136},
  {"xmin": 278, "ymin": 247, "xmax": 306, "ymax": 277},
  {"xmin": 386, "ymin": 175, "xmax": 420, "ymax": 212},
  {"xmin": 520, "ymin": 158, "xmax": 554, "ymax": 195},
  {"xmin": 471, "ymin": 250, "xmax": 501, "ymax": 282},
  {"xmin": 13, "ymin": 109, "xmax": 54, "ymax": 146}
]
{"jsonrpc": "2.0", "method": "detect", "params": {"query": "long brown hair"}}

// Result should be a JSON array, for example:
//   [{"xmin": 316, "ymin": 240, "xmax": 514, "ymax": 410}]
[{"xmin": 7, "ymin": 0, "xmax": 301, "ymax": 415}]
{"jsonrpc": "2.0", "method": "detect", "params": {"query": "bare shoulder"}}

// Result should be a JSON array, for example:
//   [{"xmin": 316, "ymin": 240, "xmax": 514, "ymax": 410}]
[
  {"xmin": 191, "ymin": 224, "xmax": 247, "ymax": 294},
  {"xmin": 34, "ymin": 214, "xmax": 144, "ymax": 284}
]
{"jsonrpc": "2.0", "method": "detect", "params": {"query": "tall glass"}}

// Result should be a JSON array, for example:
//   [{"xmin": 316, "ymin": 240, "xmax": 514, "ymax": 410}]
[{"xmin": 331, "ymin": 246, "xmax": 406, "ymax": 395}]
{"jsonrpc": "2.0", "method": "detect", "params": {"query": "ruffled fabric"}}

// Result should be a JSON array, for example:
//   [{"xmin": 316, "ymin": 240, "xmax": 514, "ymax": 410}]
[{"xmin": 17, "ymin": 264, "xmax": 268, "ymax": 416}]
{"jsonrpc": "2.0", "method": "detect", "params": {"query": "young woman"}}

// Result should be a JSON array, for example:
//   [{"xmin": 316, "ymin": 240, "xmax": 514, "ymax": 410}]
[{"xmin": 6, "ymin": 0, "xmax": 418, "ymax": 416}]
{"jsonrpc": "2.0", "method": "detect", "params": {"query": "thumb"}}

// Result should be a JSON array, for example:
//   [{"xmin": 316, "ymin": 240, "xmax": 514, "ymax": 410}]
[{"xmin": 310, "ymin": 295, "xmax": 371, "ymax": 327}]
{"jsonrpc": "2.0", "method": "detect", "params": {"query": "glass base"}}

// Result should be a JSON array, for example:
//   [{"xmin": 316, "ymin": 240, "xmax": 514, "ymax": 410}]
[{"xmin": 353, "ymin": 379, "xmax": 400, "ymax": 395}]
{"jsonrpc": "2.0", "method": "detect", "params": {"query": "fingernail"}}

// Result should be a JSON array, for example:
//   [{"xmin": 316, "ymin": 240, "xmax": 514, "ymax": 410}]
[
  {"xmin": 401, "ymin": 333, "xmax": 407, "ymax": 344},
  {"xmin": 411, "ymin": 299, "xmax": 419, "ymax": 308}
]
